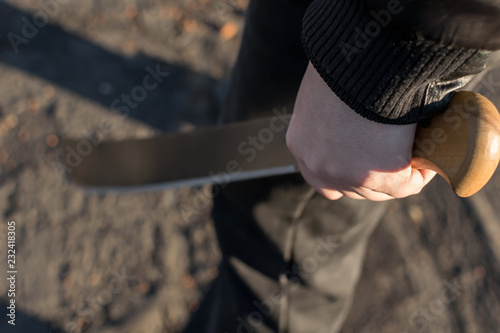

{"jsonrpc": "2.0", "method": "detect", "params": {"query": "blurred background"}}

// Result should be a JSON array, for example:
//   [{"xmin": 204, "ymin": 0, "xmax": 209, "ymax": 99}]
[{"xmin": 0, "ymin": 0, "xmax": 500, "ymax": 332}]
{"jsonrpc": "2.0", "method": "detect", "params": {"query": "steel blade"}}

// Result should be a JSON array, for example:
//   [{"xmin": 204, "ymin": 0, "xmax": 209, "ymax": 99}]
[{"xmin": 62, "ymin": 115, "xmax": 299, "ymax": 192}]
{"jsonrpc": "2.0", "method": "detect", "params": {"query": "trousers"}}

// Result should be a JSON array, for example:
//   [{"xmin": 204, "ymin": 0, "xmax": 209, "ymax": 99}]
[{"xmin": 183, "ymin": 0, "xmax": 388, "ymax": 332}]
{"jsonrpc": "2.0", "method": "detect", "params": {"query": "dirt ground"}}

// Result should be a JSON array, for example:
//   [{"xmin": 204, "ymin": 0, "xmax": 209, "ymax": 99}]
[{"xmin": 0, "ymin": 1, "xmax": 500, "ymax": 332}]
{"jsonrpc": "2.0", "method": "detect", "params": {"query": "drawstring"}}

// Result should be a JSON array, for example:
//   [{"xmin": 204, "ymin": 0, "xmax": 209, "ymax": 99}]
[{"xmin": 278, "ymin": 188, "xmax": 316, "ymax": 333}]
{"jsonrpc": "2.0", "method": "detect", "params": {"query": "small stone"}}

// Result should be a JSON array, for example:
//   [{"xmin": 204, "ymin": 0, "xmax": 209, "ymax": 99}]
[
  {"xmin": 89, "ymin": 273, "xmax": 101, "ymax": 286},
  {"xmin": 182, "ymin": 275, "xmax": 195, "ymax": 289},
  {"xmin": 46, "ymin": 134, "xmax": 59, "ymax": 147},
  {"xmin": 136, "ymin": 281, "xmax": 151, "ymax": 295},
  {"xmin": 220, "ymin": 22, "xmax": 239, "ymax": 40},
  {"xmin": 408, "ymin": 204, "xmax": 424, "ymax": 225},
  {"xmin": 28, "ymin": 98, "xmax": 40, "ymax": 111},
  {"xmin": 4, "ymin": 115, "xmax": 18, "ymax": 129},
  {"xmin": 124, "ymin": 5, "xmax": 139, "ymax": 19},
  {"xmin": 183, "ymin": 18, "xmax": 198, "ymax": 33}
]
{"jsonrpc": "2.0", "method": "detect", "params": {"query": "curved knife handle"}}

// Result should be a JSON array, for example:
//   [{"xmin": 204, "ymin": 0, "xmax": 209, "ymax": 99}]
[{"xmin": 412, "ymin": 91, "xmax": 500, "ymax": 197}]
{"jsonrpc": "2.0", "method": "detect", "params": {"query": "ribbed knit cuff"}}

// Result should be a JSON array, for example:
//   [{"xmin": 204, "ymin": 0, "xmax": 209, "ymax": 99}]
[{"xmin": 302, "ymin": 0, "xmax": 483, "ymax": 124}]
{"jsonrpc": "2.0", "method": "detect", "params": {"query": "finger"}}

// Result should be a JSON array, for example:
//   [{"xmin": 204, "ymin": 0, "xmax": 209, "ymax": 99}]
[
  {"xmin": 338, "ymin": 190, "xmax": 366, "ymax": 200},
  {"xmin": 351, "ymin": 187, "xmax": 395, "ymax": 201},
  {"xmin": 389, "ymin": 167, "xmax": 437, "ymax": 198},
  {"xmin": 361, "ymin": 165, "xmax": 436, "ymax": 199},
  {"xmin": 298, "ymin": 159, "xmax": 390, "ymax": 201},
  {"xmin": 412, "ymin": 168, "xmax": 437, "ymax": 187},
  {"xmin": 318, "ymin": 188, "xmax": 345, "ymax": 200},
  {"xmin": 403, "ymin": 167, "xmax": 437, "ymax": 196},
  {"xmin": 296, "ymin": 160, "xmax": 344, "ymax": 200}
]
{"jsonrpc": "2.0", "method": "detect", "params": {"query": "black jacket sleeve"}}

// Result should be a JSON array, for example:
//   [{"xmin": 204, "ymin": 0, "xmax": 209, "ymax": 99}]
[{"xmin": 302, "ymin": 0, "xmax": 499, "ymax": 124}]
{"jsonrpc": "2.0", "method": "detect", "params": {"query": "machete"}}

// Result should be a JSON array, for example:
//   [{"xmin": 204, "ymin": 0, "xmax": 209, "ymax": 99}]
[{"xmin": 62, "ymin": 91, "xmax": 500, "ymax": 197}]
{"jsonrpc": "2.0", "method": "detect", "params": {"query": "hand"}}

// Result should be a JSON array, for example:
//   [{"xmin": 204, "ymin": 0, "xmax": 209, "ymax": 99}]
[{"xmin": 286, "ymin": 62, "xmax": 436, "ymax": 201}]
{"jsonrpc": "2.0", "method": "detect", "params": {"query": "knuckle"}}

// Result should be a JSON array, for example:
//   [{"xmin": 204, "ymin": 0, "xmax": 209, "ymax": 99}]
[{"xmin": 303, "ymin": 156, "xmax": 327, "ymax": 178}]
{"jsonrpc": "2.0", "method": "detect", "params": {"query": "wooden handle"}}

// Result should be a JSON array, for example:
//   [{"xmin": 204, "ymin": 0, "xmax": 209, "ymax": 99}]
[{"xmin": 412, "ymin": 91, "xmax": 500, "ymax": 197}]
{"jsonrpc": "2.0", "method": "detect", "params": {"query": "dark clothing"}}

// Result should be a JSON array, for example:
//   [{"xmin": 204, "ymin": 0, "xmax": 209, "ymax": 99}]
[
  {"xmin": 303, "ymin": 0, "xmax": 499, "ymax": 124},
  {"xmin": 183, "ymin": 0, "xmax": 497, "ymax": 332},
  {"xmin": 364, "ymin": 0, "xmax": 500, "ymax": 50},
  {"xmin": 184, "ymin": 1, "xmax": 387, "ymax": 332}
]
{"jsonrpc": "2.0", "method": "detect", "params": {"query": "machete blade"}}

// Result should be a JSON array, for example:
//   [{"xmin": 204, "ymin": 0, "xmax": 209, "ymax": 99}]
[{"xmin": 62, "ymin": 116, "xmax": 299, "ymax": 192}]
